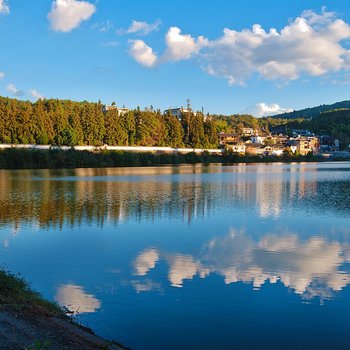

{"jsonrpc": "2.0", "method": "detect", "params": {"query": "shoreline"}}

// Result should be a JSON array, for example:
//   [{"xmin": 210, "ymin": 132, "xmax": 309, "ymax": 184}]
[
  {"xmin": 0, "ymin": 148, "xmax": 348, "ymax": 170},
  {"xmin": 0, "ymin": 270, "xmax": 129, "ymax": 350}
]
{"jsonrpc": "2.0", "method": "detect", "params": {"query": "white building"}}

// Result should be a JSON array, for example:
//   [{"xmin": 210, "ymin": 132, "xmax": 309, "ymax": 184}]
[
  {"xmin": 164, "ymin": 107, "xmax": 197, "ymax": 119},
  {"xmin": 251, "ymin": 135, "xmax": 266, "ymax": 144},
  {"xmin": 242, "ymin": 127, "xmax": 256, "ymax": 136},
  {"xmin": 226, "ymin": 144, "xmax": 246, "ymax": 154},
  {"xmin": 103, "ymin": 105, "xmax": 130, "ymax": 116}
]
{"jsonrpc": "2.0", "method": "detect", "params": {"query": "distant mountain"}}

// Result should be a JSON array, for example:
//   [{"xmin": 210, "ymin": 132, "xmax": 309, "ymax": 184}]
[{"xmin": 272, "ymin": 100, "xmax": 350, "ymax": 119}]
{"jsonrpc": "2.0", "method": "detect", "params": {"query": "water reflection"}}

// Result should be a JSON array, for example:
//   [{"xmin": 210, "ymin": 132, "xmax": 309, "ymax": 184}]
[
  {"xmin": 0, "ymin": 163, "xmax": 350, "ymax": 230},
  {"xmin": 55, "ymin": 284, "xmax": 101, "ymax": 315},
  {"xmin": 134, "ymin": 230, "xmax": 350, "ymax": 300},
  {"xmin": 1, "ymin": 164, "xmax": 350, "ymax": 349},
  {"xmin": 133, "ymin": 248, "xmax": 159, "ymax": 276}
]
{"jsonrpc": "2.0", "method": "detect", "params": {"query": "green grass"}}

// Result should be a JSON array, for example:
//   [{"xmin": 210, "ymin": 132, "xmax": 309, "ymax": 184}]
[{"xmin": 0, "ymin": 269, "xmax": 63, "ymax": 317}]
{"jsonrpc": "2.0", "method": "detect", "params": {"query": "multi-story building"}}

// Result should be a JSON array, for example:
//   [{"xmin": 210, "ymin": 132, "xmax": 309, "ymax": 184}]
[
  {"xmin": 242, "ymin": 127, "xmax": 257, "ymax": 136},
  {"xmin": 164, "ymin": 107, "xmax": 197, "ymax": 120},
  {"xmin": 218, "ymin": 132, "xmax": 241, "ymax": 146},
  {"xmin": 319, "ymin": 135, "xmax": 340, "ymax": 153},
  {"xmin": 103, "ymin": 105, "xmax": 130, "ymax": 116},
  {"xmin": 225, "ymin": 144, "xmax": 246, "ymax": 154},
  {"xmin": 288, "ymin": 137, "xmax": 319, "ymax": 155},
  {"xmin": 250, "ymin": 135, "xmax": 267, "ymax": 144}
]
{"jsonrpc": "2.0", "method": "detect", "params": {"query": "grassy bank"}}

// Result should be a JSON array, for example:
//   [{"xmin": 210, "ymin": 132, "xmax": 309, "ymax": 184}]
[
  {"xmin": 0, "ymin": 148, "xmax": 333, "ymax": 169},
  {"xmin": 0, "ymin": 270, "xmax": 63, "ymax": 317},
  {"xmin": 0, "ymin": 269, "xmax": 128, "ymax": 349}
]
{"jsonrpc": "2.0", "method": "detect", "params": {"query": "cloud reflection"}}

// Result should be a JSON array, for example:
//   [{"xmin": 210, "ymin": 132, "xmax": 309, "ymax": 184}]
[
  {"xmin": 55, "ymin": 284, "xmax": 101, "ymax": 314},
  {"xmin": 131, "ymin": 279, "xmax": 162, "ymax": 293},
  {"xmin": 133, "ymin": 248, "xmax": 159, "ymax": 276},
  {"xmin": 134, "ymin": 231, "xmax": 350, "ymax": 299},
  {"xmin": 167, "ymin": 255, "xmax": 209, "ymax": 288}
]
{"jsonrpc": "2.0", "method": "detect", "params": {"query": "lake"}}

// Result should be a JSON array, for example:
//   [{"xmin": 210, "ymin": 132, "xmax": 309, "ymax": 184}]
[{"xmin": 1, "ymin": 162, "xmax": 350, "ymax": 349}]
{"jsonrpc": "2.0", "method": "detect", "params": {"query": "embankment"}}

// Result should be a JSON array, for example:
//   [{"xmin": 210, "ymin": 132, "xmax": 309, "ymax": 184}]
[{"xmin": 0, "ymin": 270, "xmax": 129, "ymax": 350}]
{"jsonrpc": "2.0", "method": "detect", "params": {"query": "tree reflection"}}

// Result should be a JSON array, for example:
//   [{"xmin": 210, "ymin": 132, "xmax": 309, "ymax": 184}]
[{"xmin": 0, "ymin": 164, "xmax": 349, "ymax": 229}]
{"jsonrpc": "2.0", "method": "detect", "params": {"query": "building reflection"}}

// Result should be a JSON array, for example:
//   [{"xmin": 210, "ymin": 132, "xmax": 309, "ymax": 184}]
[{"xmin": 133, "ymin": 230, "xmax": 350, "ymax": 300}]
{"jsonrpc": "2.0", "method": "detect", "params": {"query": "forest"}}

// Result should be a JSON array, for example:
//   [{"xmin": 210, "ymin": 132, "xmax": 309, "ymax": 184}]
[
  {"xmin": 0, "ymin": 96, "xmax": 349, "ymax": 149},
  {"xmin": 0, "ymin": 96, "xmax": 273, "ymax": 148},
  {"xmin": 0, "ymin": 97, "xmax": 219, "ymax": 148}
]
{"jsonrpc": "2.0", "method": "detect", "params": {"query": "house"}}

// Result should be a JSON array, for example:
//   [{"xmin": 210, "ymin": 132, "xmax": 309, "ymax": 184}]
[
  {"xmin": 225, "ymin": 144, "xmax": 246, "ymax": 154},
  {"xmin": 245, "ymin": 143, "xmax": 269, "ymax": 155},
  {"xmin": 242, "ymin": 127, "xmax": 256, "ymax": 136},
  {"xmin": 164, "ymin": 107, "xmax": 197, "ymax": 120},
  {"xmin": 292, "ymin": 129, "xmax": 315, "ymax": 137},
  {"xmin": 251, "ymin": 135, "xmax": 266, "ymax": 144},
  {"xmin": 288, "ymin": 137, "xmax": 319, "ymax": 155},
  {"xmin": 246, "ymin": 143, "xmax": 286, "ymax": 156},
  {"xmin": 103, "ymin": 105, "xmax": 130, "ymax": 116},
  {"xmin": 245, "ymin": 143, "xmax": 261, "ymax": 155},
  {"xmin": 260, "ymin": 145, "xmax": 274, "ymax": 156},
  {"xmin": 218, "ymin": 132, "xmax": 241, "ymax": 146},
  {"xmin": 275, "ymin": 135, "xmax": 289, "ymax": 144},
  {"xmin": 271, "ymin": 144, "xmax": 285, "ymax": 156},
  {"xmin": 319, "ymin": 135, "xmax": 340, "ymax": 152}
]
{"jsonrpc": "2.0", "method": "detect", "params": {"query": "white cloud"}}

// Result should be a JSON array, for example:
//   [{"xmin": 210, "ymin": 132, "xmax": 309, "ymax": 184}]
[
  {"xmin": 0, "ymin": 0, "xmax": 9, "ymax": 14},
  {"xmin": 6, "ymin": 84, "xmax": 24, "ymax": 97},
  {"xmin": 0, "ymin": 72, "xmax": 4, "ymax": 79},
  {"xmin": 126, "ymin": 19, "xmax": 161, "ymax": 35},
  {"xmin": 202, "ymin": 10, "xmax": 350, "ymax": 85},
  {"xmin": 162, "ymin": 26, "xmax": 208, "ymax": 62},
  {"xmin": 127, "ymin": 26, "xmax": 207, "ymax": 67},
  {"xmin": 129, "ymin": 9, "xmax": 350, "ymax": 85},
  {"xmin": 48, "ymin": 0, "xmax": 96, "ymax": 33},
  {"xmin": 128, "ymin": 39, "xmax": 158, "ymax": 67},
  {"xmin": 242, "ymin": 102, "xmax": 293, "ymax": 117},
  {"xmin": 55, "ymin": 284, "xmax": 101, "ymax": 314},
  {"xmin": 29, "ymin": 89, "xmax": 44, "ymax": 100}
]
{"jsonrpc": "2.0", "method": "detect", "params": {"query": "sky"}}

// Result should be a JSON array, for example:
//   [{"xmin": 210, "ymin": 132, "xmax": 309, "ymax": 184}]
[{"xmin": 1, "ymin": 0, "xmax": 350, "ymax": 116}]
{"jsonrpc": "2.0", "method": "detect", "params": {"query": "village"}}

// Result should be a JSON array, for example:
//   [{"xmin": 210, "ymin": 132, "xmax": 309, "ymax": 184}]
[
  {"xmin": 218, "ymin": 127, "xmax": 343, "ymax": 158},
  {"xmin": 165, "ymin": 105, "xmax": 348, "ymax": 158}
]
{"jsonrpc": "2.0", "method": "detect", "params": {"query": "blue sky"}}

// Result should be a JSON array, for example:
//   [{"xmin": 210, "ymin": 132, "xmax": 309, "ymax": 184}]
[{"xmin": 1, "ymin": 0, "xmax": 350, "ymax": 116}]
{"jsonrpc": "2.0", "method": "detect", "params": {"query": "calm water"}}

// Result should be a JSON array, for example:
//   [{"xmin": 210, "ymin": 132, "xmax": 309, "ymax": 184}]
[{"xmin": 1, "ymin": 163, "xmax": 350, "ymax": 349}]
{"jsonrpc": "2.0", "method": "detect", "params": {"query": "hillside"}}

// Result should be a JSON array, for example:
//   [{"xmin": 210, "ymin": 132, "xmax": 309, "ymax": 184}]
[
  {"xmin": 267, "ymin": 109, "xmax": 350, "ymax": 149},
  {"xmin": 305, "ymin": 109, "xmax": 350, "ymax": 147},
  {"xmin": 272, "ymin": 100, "xmax": 350, "ymax": 119}
]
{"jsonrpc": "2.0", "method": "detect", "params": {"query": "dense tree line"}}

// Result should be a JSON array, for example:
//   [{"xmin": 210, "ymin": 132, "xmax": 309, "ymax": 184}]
[
  {"xmin": 1, "ymin": 96, "xmax": 349, "ymax": 150},
  {"xmin": 0, "ymin": 97, "xmax": 219, "ymax": 148}
]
